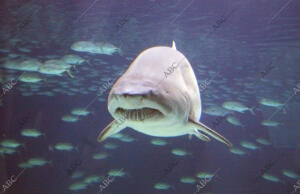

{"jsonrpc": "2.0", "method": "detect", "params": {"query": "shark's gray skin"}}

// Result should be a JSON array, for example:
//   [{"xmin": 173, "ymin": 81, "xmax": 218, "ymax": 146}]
[{"xmin": 98, "ymin": 42, "xmax": 232, "ymax": 147}]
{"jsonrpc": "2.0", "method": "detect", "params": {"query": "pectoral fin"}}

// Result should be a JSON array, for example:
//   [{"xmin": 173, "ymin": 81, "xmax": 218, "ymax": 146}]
[
  {"xmin": 188, "ymin": 119, "xmax": 232, "ymax": 147},
  {"xmin": 193, "ymin": 129, "xmax": 211, "ymax": 142},
  {"xmin": 97, "ymin": 120, "xmax": 125, "ymax": 142}
]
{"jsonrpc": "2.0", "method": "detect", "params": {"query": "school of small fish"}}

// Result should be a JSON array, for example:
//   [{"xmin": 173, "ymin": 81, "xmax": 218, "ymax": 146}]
[{"xmin": 0, "ymin": 1, "xmax": 299, "ymax": 193}]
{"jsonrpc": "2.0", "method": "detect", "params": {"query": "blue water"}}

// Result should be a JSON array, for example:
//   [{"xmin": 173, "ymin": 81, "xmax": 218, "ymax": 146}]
[{"xmin": 0, "ymin": 0, "xmax": 299, "ymax": 194}]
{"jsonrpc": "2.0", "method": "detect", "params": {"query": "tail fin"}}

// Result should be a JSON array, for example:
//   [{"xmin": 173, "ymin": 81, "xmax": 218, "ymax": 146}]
[
  {"xmin": 118, "ymin": 48, "xmax": 124, "ymax": 56},
  {"xmin": 249, "ymin": 106, "xmax": 257, "ymax": 115},
  {"xmin": 66, "ymin": 70, "xmax": 74, "ymax": 78}
]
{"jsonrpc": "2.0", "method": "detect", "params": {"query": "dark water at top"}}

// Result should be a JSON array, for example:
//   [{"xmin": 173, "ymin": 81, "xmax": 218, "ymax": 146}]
[{"xmin": 0, "ymin": 0, "xmax": 299, "ymax": 194}]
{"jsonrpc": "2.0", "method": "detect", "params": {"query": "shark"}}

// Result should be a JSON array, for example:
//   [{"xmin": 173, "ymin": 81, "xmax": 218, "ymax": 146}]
[{"xmin": 97, "ymin": 41, "xmax": 232, "ymax": 147}]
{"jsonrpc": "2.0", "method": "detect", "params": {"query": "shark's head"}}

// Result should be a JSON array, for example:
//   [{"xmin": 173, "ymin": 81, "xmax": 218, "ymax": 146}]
[{"xmin": 107, "ymin": 75, "xmax": 189, "ymax": 127}]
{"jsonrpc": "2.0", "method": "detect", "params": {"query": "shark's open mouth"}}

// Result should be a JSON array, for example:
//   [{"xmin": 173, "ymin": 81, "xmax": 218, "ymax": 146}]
[{"xmin": 116, "ymin": 107, "xmax": 163, "ymax": 121}]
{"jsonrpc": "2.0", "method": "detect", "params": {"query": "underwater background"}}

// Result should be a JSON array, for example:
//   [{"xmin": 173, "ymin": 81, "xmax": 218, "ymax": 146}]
[{"xmin": 0, "ymin": 0, "xmax": 300, "ymax": 193}]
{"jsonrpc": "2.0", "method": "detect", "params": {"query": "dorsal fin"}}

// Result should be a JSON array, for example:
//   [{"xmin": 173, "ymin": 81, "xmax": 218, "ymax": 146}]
[{"xmin": 171, "ymin": 41, "xmax": 176, "ymax": 50}]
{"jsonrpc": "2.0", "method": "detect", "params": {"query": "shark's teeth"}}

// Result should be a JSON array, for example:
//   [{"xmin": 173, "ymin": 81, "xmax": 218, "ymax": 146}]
[{"xmin": 116, "ymin": 108, "xmax": 163, "ymax": 121}]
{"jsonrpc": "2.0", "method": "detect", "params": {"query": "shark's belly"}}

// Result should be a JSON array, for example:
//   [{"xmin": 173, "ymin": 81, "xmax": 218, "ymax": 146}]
[{"xmin": 128, "ymin": 122, "xmax": 189, "ymax": 137}]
